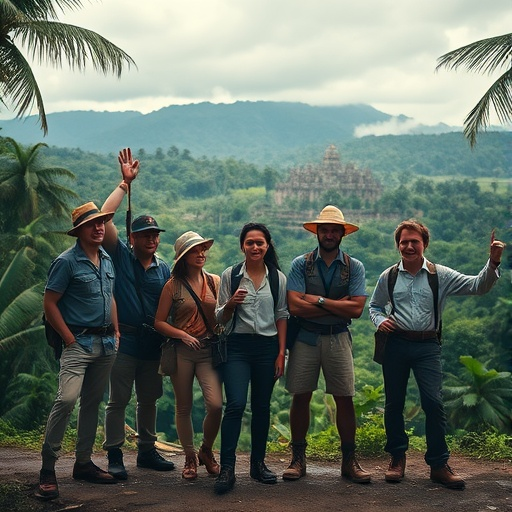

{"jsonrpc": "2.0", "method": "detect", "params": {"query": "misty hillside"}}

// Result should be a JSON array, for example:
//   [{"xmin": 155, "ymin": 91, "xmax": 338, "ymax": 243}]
[{"xmin": 0, "ymin": 101, "xmax": 454, "ymax": 164}]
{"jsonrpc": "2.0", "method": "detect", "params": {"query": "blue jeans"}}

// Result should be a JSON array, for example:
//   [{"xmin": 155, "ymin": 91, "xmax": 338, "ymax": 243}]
[
  {"xmin": 382, "ymin": 335, "xmax": 449, "ymax": 467},
  {"xmin": 220, "ymin": 333, "xmax": 278, "ymax": 468}
]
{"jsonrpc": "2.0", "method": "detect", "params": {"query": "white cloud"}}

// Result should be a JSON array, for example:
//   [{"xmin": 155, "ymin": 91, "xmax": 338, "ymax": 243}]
[{"xmin": 3, "ymin": 0, "xmax": 512, "ymax": 128}]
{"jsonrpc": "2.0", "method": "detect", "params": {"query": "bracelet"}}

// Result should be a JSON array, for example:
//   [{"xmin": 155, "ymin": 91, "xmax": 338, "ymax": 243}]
[{"xmin": 118, "ymin": 182, "xmax": 128, "ymax": 193}]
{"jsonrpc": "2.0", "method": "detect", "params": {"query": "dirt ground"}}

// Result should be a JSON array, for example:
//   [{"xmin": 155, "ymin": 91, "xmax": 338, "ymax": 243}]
[{"xmin": 1, "ymin": 447, "xmax": 512, "ymax": 512}]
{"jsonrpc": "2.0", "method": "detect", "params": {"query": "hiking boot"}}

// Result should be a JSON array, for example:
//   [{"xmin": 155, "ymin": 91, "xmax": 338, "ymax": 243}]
[
  {"xmin": 36, "ymin": 469, "xmax": 59, "ymax": 500},
  {"xmin": 214, "ymin": 465, "xmax": 236, "ymax": 494},
  {"xmin": 341, "ymin": 452, "xmax": 371, "ymax": 483},
  {"xmin": 182, "ymin": 453, "xmax": 198, "ymax": 481},
  {"xmin": 137, "ymin": 448, "xmax": 175, "ymax": 471},
  {"xmin": 250, "ymin": 460, "xmax": 277, "ymax": 484},
  {"xmin": 72, "ymin": 461, "xmax": 117, "ymax": 484},
  {"xmin": 107, "ymin": 448, "xmax": 128, "ymax": 480},
  {"xmin": 430, "ymin": 463, "xmax": 465, "ymax": 489},
  {"xmin": 198, "ymin": 444, "xmax": 220, "ymax": 475},
  {"xmin": 282, "ymin": 440, "xmax": 307, "ymax": 481},
  {"xmin": 385, "ymin": 454, "xmax": 406, "ymax": 483}
]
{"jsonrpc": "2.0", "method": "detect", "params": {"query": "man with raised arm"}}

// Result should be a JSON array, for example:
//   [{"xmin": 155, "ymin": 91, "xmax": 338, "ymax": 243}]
[
  {"xmin": 369, "ymin": 219, "xmax": 505, "ymax": 489},
  {"xmin": 101, "ymin": 148, "xmax": 174, "ymax": 479}
]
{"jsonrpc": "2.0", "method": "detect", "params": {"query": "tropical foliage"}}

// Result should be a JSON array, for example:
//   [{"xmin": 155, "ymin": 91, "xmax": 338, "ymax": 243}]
[
  {"xmin": 444, "ymin": 356, "xmax": 512, "ymax": 433},
  {"xmin": 0, "ymin": 135, "xmax": 510, "ymax": 451},
  {"xmin": 0, "ymin": 0, "xmax": 135, "ymax": 133},
  {"xmin": 437, "ymin": 33, "xmax": 512, "ymax": 147}
]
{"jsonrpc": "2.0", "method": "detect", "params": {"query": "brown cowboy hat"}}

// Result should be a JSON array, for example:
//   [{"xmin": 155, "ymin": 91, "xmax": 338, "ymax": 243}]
[
  {"xmin": 173, "ymin": 231, "xmax": 214, "ymax": 264},
  {"xmin": 303, "ymin": 205, "xmax": 359, "ymax": 236},
  {"xmin": 67, "ymin": 202, "xmax": 115, "ymax": 236}
]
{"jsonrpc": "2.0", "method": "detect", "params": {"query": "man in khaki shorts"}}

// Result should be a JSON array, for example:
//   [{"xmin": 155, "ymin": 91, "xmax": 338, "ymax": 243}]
[{"xmin": 283, "ymin": 205, "xmax": 370, "ymax": 483}]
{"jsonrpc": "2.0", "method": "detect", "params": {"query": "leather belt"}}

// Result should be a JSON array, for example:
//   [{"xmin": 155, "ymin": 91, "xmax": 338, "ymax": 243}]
[
  {"xmin": 119, "ymin": 323, "xmax": 139, "ymax": 334},
  {"xmin": 68, "ymin": 324, "xmax": 115, "ymax": 336},
  {"xmin": 394, "ymin": 330, "xmax": 438, "ymax": 341},
  {"xmin": 303, "ymin": 324, "xmax": 348, "ymax": 335}
]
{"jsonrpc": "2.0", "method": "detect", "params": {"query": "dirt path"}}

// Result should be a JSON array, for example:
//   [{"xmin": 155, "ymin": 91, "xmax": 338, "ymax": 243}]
[{"xmin": 1, "ymin": 447, "xmax": 512, "ymax": 511}]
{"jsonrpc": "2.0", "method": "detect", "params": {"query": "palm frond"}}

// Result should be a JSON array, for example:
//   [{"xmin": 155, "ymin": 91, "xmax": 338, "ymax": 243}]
[
  {"xmin": 463, "ymin": 68, "xmax": 512, "ymax": 146},
  {"xmin": 0, "ymin": 41, "xmax": 48, "ymax": 133},
  {"xmin": 15, "ymin": 20, "xmax": 136, "ymax": 76},
  {"xmin": 436, "ymin": 33, "xmax": 512, "ymax": 75},
  {"xmin": 0, "ymin": 247, "xmax": 38, "ymax": 314}
]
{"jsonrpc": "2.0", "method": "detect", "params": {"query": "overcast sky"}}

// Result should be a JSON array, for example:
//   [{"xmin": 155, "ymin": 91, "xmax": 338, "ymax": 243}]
[{"xmin": 4, "ymin": 0, "xmax": 512, "ymax": 134}]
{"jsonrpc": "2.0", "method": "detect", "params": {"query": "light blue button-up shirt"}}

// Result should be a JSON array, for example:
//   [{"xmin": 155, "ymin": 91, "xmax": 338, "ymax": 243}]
[{"xmin": 369, "ymin": 258, "xmax": 500, "ymax": 331}]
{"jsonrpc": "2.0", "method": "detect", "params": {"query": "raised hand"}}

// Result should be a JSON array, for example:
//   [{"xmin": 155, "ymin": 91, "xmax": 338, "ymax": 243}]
[{"xmin": 118, "ymin": 147, "xmax": 139, "ymax": 184}]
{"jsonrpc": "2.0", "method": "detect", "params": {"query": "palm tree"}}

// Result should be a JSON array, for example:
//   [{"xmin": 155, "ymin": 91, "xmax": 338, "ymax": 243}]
[
  {"xmin": 0, "ymin": 0, "xmax": 136, "ymax": 134},
  {"xmin": 0, "ymin": 137, "xmax": 77, "ymax": 231},
  {"xmin": 444, "ymin": 356, "xmax": 512, "ymax": 433},
  {"xmin": 436, "ymin": 33, "xmax": 512, "ymax": 147}
]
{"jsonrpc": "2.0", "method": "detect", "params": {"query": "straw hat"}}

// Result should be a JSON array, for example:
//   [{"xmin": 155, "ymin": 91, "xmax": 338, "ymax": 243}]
[
  {"xmin": 303, "ymin": 205, "xmax": 359, "ymax": 236},
  {"xmin": 67, "ymin": 202, "xmax": 114, "ymax": 236},
  {"xmin": 174, "ymin": 231, "xmax": 214, "ymax": 264}
]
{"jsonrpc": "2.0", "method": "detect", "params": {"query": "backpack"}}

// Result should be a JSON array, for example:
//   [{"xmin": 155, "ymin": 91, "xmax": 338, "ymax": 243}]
[{"xmin": 42, "ymin": 313, "xmax": 63, "ymax": 360}]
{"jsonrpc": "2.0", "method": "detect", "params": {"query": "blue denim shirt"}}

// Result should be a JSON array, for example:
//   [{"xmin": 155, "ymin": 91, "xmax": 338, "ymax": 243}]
[
  {"xmin": 106, "ymin": 239, "xmax": 170, "ymax": 360},
  {"xmin": 45, "ymin": 240, "xmax": 116, "ymax": 353}
]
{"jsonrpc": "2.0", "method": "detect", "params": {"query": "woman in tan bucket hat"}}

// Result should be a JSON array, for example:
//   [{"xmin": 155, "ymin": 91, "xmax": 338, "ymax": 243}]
[{"xmin": 154, "ymin": 231, "xmax": 222, "ymax": 481}]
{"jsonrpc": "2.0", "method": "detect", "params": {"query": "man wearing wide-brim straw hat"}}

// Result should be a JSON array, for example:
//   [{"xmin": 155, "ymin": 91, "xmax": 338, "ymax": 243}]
[
  {"xmin": 283, "ymin": 205, "xmax": 371, "ymax": 484},
  {"xmin": 38, "ymin": 201, "xmax": 119, "ymax": 500}
]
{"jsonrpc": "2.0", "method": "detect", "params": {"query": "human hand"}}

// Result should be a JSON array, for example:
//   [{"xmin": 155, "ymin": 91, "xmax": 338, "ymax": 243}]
[
  {"xmin": 490, "ymin": 229, "xmax": 506, "ymax": 265},
  {"xmin": 182, "ymin": 334, "xmax": 201, "ymax": 351},
  {"xmin": 274, "ymin": 353, "xmax": 285, "ymax": 379},
  {"xmin": 118, "ymin": 147, "xmax": 139, "ymax": 184},
  {"xmin": 230, "ymin": 287, "xmax": 248, "ymax": 306},
  {"xmin": 378, "ymin": 318, "xmax": 397, "ymax": 333}
]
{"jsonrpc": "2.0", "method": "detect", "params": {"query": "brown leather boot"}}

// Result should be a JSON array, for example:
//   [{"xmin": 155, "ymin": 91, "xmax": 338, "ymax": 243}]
[
  {"xmin": 430, "ymin": 463, "xmax": 465, "ymax": 489},
  {"xmin": 341, "ymin": 452, "xmax": 371, "ymax": 483},
  {"xmin": 198, "ymin": 444, "xmax": 220, "ymax": 475},
  {"xmin": 282, "ymin": 441, "xmax": 307, "ymax": 480},
  {"xmin": 385, "ymin": 454, "xmax": 406, "ymax": 483}
]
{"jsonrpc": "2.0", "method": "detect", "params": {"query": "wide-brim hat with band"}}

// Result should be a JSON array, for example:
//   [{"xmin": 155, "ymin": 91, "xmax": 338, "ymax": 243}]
[
  {"xmin": 303, "ymin": 205, "xmax": 359, "ymax": 236},
  {"xmin": 67, "ymin": 202, "xmax": 115, "ymax": 236},
  {"xmin": 174, "ymin": 231, "xmax": 214, "ymax": 264}
]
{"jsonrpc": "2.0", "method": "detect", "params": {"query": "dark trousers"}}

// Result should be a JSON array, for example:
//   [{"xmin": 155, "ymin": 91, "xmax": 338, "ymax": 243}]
[
  {"xmin": 382, "ymin": 335, "xmax": 449, "ymax": 467},
  {"xmin": 219, "ymin": 333, "xmax": 278, "ymax": 468}
]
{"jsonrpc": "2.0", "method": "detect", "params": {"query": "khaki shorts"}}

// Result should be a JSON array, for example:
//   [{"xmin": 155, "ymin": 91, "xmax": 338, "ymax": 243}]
[{"xmin": 285, "ymin": 331, "xmax": 355, "ymax": 396}]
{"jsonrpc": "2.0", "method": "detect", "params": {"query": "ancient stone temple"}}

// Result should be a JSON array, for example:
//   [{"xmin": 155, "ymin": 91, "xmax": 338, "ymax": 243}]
[{"xmin": 274, "ymin": 145, "xmax": 381, "ymax": 206}]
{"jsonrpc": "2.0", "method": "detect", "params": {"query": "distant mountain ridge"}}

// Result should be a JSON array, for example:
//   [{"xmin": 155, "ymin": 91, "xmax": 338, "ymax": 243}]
[{"xmin": 0, "ymin": 101, "xmax": 457, "ymax": 164}]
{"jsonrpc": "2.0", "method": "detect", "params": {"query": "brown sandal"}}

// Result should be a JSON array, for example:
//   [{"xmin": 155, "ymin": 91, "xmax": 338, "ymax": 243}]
[
  {"xmin": 182, "ymin": 454, "xmax": 198, "ymax": 480},
  {"xmin": 198, "ymin": 445, "xmax": 220, "ymax": 475}
]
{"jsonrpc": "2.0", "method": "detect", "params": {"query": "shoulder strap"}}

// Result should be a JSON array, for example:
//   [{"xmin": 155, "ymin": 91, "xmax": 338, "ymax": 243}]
[
  {"xmin": 231, "ymin": 262, "xmax": 279, "ymax": 307},
  {"xmin": 387, "ymin": 261, "xmax": 441, "ymax": 335},
  {"xmin": 179, "ymin": 278, "xmax": 214, "ymax": 335},
  {"xmin": 230, "ymin": 262, "xmax": 244, "ymax": 296},
  {"xmin": 387, "ymin": 263, "xmax": 400, "ymax": 311},
  {"xmin": 205, "ymin": 272, "xmax": 217, "ymax": 300},
  {"xmin": 426, "ymin": 262, "xmax": 440, "ymax": 334}
]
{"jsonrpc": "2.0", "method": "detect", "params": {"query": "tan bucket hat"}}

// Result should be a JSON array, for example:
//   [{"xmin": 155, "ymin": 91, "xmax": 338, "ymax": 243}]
[
  {"xmin": 303, "ymin": 205, "xmax": 359, "ymax": 236},
  {"xmin": 67, "ymin": 202, "xmax": 115, "ymax": 236},
  {"xmin": 174, "ymin": 231, "xmax": 214, "ymax": 264}
]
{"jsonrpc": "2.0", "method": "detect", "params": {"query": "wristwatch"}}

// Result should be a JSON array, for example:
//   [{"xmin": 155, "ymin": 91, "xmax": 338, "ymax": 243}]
[{"xmin": 317, "ymin": 297, "xmax": 325, "ymax": 305}]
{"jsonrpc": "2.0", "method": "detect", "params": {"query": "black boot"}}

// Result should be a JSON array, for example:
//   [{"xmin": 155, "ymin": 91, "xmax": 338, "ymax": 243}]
[
  {"xmin": 214, "ymin": 465, "xmax": 236, "ymax": 494},
  {"xmin": 107, "ymin": 448, "xmax": 128, "ymax": 480},
  {"xmin": 250, "ymin": 460, "xmax": 277, "ymax": 484}
]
